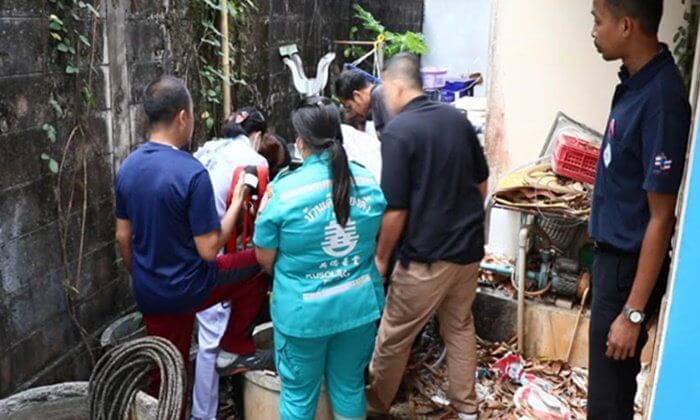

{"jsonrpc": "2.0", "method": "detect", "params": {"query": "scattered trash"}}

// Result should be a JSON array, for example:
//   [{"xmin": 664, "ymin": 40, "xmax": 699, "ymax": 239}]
[
  {"xmin": 492, "ymin": 163, "xmax": 592, "ymax": 220},
  {"xmin": 514, "ymin": 382, "xmax": 573, "ymax": 420},
  {"xmin": 634, "ymin": 364, "xmax": 650, "ymax": 413},
  {"xmin": 493, "ymin": 353, "xmax": 527, "ymax": 383},
  {"xmin": 430, "ymin": 392, "xmax": 451, "ymax": 407},
  {"xmin": 392, "ymin": 322, "xmax": 591, "ymax": 419}
]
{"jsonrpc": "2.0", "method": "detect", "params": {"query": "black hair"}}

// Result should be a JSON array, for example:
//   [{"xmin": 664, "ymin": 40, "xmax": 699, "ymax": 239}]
[
  {"xmin": 272, "ymin": 134, "xmax": 292, "ymax": 168},
  {"xmin": 334, "ymin": 70, "xmax": 371, "ymax": 101},
  {"xmin": 221, "ymin": 107, "xmax": 267, "ymax": 138},
  {"xmin": 292, "ymin": 96, "xmax": 355, "ymax": 226},
  {"xmin": 258, "ymin": 133, "xmax": 291, "ymax": 179},
  {"xmin": 143, "ymin": 76, "xmax": 191, "ymax": 125},
  {"xmin": 606, "ymin": 0, "xmax": 663, "ymax": 35},
  {"xmin": 383, "ymin": 52, "xmax": 423, "ymax": 91}
]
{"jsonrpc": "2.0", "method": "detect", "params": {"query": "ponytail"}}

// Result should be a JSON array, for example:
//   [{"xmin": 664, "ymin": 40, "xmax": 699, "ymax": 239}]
[
  {"xmin": 327, "ymin": 140, "xmax": 354, "ymax": 226},
  {"xmin": 291, "ymin": 96, "xmax": 355, "ymax": 227}
]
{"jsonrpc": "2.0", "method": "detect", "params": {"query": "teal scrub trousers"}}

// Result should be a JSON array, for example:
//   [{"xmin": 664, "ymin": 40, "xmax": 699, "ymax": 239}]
[{"xmin": 274, "ymin": 322, "xmax": 377, "ymax": 420}]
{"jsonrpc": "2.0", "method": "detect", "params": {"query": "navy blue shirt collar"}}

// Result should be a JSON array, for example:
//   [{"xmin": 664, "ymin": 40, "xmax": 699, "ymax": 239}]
[{"xmin": 618, "ymin": 43, "xmax": 673, "ymax": 90}]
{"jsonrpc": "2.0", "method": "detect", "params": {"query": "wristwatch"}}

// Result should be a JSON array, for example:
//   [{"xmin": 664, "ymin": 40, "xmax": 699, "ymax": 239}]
[{"xmin": 623, "ymin": 306, "xmax": 645, "ymax": 324}]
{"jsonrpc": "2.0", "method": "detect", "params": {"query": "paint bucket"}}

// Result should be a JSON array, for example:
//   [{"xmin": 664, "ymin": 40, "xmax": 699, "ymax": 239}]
[
  {"xmin": 421, "ymin": 67, "xmax": 448, "ymax": 90},
  {"xmin": 243, "ymin": 323, "xmax": 333, "ymax": 420}
]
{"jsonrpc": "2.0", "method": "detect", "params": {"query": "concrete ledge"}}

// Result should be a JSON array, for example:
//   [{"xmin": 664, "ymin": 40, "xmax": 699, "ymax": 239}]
[{"xmin": 474, "ymin": 288, "xmax": 590, "ymax": 367}]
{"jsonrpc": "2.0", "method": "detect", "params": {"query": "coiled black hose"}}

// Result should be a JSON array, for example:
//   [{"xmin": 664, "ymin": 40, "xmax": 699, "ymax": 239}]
[{"xmin": 88, "ymin": 336, "xmax": 186, "ymax": 420}]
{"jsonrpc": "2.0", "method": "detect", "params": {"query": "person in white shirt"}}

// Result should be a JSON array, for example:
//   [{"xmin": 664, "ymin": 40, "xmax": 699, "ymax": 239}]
[
  {"xmin": 190, "ymin": 108, "xmax": 270, "ymax": 420},
  {"xmin": 340, "ymin": 123, "xmax": 382, "ymax": 182}
]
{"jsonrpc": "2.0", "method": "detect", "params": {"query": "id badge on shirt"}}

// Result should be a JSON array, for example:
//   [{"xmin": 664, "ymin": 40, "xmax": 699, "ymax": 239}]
[{"xmin": 603, "ymin": 142, "xmax": 612, "ymax": 168}]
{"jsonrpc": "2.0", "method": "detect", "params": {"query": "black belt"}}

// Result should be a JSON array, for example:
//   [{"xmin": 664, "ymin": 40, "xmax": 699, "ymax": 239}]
[{"xmin": 594, "ymin": 241, "xmax": 638, "ymax": 255}]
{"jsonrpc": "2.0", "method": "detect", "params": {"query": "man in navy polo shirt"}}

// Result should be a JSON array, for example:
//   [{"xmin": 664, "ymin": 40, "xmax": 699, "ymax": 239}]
[
  {"xmin": 114, "ymin": 76, "xmax": 260, "ymax": 409},
  {"xmin": 589, "ymin": 1, "xmax": 691, "ymax": 418}
]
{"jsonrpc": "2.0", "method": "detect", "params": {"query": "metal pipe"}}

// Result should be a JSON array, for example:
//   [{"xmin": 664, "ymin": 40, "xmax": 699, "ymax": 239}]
[
  {"xmin": 517, "ymin": 224, "xmax": 532, "ymax": 353},
  {"xmin": 479, "ymin": 262, "xmax": 513, "ymax": 277},
  {"xmin": 566, "ymin": 287, "xmax": 590, "ymax": 363},
  {"xmin": 333, "ymin": 40, "xmax": 377, "ymax": 45},
  {"xmin": 220, "ymin": 0, "xmax": 231, "ymax": 115}
]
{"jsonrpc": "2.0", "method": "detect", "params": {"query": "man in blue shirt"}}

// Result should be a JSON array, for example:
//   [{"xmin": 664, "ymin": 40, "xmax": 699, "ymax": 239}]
[
  {"xmin": 589, "ymin": 1, "xmax": 691, "ymax": 418},
  {"xmin": 114, "ymin": 76, "xmax": 260, "ymax": 409}
]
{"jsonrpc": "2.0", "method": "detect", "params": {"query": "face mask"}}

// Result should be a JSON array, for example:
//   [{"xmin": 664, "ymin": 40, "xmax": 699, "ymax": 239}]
[{"xmin": 294, "ymin": 138, "xmax": 304, "ymax": 160}]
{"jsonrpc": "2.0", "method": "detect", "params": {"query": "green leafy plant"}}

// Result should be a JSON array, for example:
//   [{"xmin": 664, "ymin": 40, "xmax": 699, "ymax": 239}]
[
  {"xmin": 345, "ymin": 4, "xmax": 428, "ymax": 60},
  {"xmin": 676, "ymin": 0, "xmax": 698, "ymax": 90},
  {"xmin": 45, "ymin": 0, "xmax": 104, "ymax": 365},
  {"xmin": 195, "ymin": 0, "xmax": 255, "ymax": 133}
]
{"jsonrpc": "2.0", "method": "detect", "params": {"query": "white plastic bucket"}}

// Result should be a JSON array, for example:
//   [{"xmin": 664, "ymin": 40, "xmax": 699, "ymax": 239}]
[{"xmin": 421, "ymin": 67, "xmax": 448, "ymax": 89}]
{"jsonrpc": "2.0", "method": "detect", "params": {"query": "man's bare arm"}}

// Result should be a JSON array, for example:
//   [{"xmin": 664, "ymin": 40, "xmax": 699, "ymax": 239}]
[
  {"xmin": 115, "ymin": 218, "xmax": 133, "ymax": 273},
  {"xmin": 375, "ymin": 209, "xmax": 408, "ymax": 277}
]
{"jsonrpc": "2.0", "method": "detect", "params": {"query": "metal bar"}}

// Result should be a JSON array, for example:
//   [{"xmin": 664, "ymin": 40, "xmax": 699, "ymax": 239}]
[
  {"xmin": 221, "ymin": 0, "xmax": 231, "ymax": 116},
  {"xmin": 333, "ymin": 40, "xmax": 376, "ymax": 45}
]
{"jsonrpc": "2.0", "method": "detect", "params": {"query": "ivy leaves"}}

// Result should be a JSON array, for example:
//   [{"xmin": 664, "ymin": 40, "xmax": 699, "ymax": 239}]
[
  {"xmin": 345, "ymin": 5, "xmax": 428, "ymax": 60},
  {"xmin": 41, "ymin": 153, "xmax": 60, "ymax": 174},
  {"xmin": 43, "ymin": 1, "xmax": 101, "ymax": 174},
  {"xmin": 196, "ymin": 0, "xmax": 255, "ymax": 134}
]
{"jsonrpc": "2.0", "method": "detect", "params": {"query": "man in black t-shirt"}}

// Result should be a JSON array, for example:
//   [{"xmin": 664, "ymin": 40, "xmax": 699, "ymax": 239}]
[{"xmin": 366, "ymin": 54, "xmax": 489, "ymax": 420}]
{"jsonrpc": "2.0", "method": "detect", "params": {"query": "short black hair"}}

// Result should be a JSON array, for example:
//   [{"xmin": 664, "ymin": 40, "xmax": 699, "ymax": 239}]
[
  {"xmin": 606, "ymin": 0, "xmax": 663, "ymax": 35},
  {"xmin": 221, "ymin": 107, "xmax": 267, "ymax": 138},
  {"xmin": 335, "ymin": 70, "xmax": 371, "ymax": 100},
  {"xmin": 382, "ymin": 53, "xmax": 423, "ymax": 91},
  {"xmin": 143, "ymin": 76, "xmax": 191, "ymax": 125}
]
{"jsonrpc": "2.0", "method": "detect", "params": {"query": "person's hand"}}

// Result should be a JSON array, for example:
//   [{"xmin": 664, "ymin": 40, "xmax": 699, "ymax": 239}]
[
  {"xmin": 606, "ymin": 313, "xmax": 641, "ymax": 360},
  {"xmin": 259, "ymin": 185, "xmax": 273, "ymax": 213},
  {"xmin": 231, "ymin": 176, "xmax": 250, "ymax": 209},
  {"xmin": 375, "ymin": 256, "xmax": 389, "ymax": 280}
]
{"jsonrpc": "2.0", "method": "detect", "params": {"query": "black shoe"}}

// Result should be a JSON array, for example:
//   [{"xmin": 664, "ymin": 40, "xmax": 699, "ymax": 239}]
[{"xmin": 216, "ymin": 349, "xmax": 275, "ymax": 376}]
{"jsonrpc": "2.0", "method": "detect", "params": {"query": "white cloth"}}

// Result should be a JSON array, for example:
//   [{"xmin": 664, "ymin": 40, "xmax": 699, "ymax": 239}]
[
  {"xmin": 191, "ymin": 136, "xmax": 267, "ymax": 420},
  {"xmin": 191, "ymin": 304, "xmax": 230, "ymax": 420},
  {"xmin": 340, "ymin": 124, "xmax": 382, "ymax": 182},
  {"xmin": 193, "ymin": 135, "xmax": 268, "ymax": 219}
]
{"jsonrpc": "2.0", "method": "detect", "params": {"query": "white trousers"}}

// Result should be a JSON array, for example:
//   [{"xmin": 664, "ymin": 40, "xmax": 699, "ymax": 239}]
[{"xmin": 191, "ymin": 303, "xmax": 231, "ymax": 420}]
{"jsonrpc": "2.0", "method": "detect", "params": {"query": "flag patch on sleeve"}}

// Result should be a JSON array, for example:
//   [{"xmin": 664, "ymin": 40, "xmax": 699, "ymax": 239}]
[{"xmin": 653, "ymin": 153, "xmax": 672, "ymax": 174}]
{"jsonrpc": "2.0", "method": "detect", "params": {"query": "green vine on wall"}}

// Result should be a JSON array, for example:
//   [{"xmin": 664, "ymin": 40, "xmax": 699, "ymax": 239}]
[
  {"xmin": 344, "ymin": 4, "xmax": 428, "ymax": 62},
  {"xmin": 676, "ymin": 0, "xmax": 698, "ymax": 90},
  {"xmin": 45, "ymin": 0, "xmax": 103, "ymax": 364},
  {"xmin": 194, "ymin": 0, "xmax": 256, "ymax": 134}
]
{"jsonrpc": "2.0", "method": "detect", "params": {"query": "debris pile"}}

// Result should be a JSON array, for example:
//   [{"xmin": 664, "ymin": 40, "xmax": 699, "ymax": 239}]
[
  {"xmin": 391, "ymin": 321, "xmax": 590, "ymax": 419},
  {"xmin": 493, "ymin": 164, "xmax": 592, "ymax": 220}
]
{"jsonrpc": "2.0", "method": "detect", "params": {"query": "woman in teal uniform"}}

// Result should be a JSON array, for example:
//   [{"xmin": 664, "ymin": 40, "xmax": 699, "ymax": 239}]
[{"xmin": 254, "ymin": 96, "xmax": 386, "ymax": 420}]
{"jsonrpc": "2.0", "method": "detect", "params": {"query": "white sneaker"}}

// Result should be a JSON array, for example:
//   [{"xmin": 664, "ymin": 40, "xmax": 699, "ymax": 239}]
[
  {"xmin": 216, "ymin": 350, "xmax": 274, "ymax": 375},
  {"xmin": 215, "ymin": 350, "xmax": 239, "ymax": 370},
  {"xmin": 457, "ymin": 412, "xmax": 478, "ymax": 420}
]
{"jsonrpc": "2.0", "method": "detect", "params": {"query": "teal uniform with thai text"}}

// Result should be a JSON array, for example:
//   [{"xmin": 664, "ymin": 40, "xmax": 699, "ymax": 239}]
[{"xmin": 254, "ymin": 151, "xmax": 386, "ymax": 419}]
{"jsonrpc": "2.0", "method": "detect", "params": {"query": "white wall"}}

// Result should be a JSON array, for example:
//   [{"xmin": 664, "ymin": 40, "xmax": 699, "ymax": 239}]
[
  {"xmin": 422, "ymin": 0, "xmax": 492, "ymax": 96},
  {"xmin": 486, "ymin": 0, "xmax": 689, "ymax": 176}
]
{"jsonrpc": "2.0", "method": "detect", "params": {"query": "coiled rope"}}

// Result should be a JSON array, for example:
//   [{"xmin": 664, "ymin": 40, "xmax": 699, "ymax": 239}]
[{"xmin": 88, "ymin": 336, "xmax": 186, "ymax": 420}]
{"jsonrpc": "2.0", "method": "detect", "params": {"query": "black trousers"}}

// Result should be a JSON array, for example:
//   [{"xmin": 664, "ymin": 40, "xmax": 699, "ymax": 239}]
[{"xmin": 587, "ymin": 247, "xmax": 669, "ymax": 420}]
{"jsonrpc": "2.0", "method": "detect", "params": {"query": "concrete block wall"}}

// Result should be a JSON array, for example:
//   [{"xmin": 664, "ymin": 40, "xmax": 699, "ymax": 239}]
[
  {"xmin": 0, "ymin": 0, "xmax": 196, "ymax": 398},
  {"xmin": 0, "ymin": 0, "xmax": 423, "ymax": 398},
  {"xmin": 238, "ymin": 0, "xmax": 424, "ymax": 140}
]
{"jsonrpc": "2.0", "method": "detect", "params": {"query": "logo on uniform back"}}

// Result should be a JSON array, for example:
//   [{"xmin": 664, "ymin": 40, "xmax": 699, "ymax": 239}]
[
  {"xmin": 653, "ymin": 153, "xmax": 672, "ymax": 174},
  {"xmin": 322, "ymin": 219, "xmax": 359, "ymax": 257}
]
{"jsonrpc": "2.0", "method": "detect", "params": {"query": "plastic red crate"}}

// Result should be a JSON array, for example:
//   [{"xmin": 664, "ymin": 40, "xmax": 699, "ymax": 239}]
[{"xmin": 551, "ymin": 134, "xmax": 600, "ymax": 184}]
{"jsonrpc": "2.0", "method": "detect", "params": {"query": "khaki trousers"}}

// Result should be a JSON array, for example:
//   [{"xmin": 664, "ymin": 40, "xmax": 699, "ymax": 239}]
[{"xmin": 367, "ymin": 260, "xmax": 479, "ymax": 414}]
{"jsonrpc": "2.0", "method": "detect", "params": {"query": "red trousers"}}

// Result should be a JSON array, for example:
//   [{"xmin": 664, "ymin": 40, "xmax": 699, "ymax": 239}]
[{"xmin": 141, "ymin": 249, "xmax": 268, "ymax": 405}]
